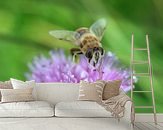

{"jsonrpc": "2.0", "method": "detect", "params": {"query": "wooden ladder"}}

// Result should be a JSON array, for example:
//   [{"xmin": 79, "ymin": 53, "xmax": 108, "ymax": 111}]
[{"xmin": 130, "ymin": 34, "xmax": 157, "ymax": 125}]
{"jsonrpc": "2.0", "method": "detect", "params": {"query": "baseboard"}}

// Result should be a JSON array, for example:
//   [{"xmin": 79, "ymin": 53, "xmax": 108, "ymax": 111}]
[{"xmin": 135, "ymin": 113, "xmax": 163, "ymax": 122}]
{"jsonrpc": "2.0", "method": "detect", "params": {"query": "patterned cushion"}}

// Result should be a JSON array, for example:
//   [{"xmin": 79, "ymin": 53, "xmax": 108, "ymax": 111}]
[
  {"xmin": 0, "ymin": 80, "xmax": 13, "ymax": 101},
  {"xmin": 78, "ymin": 80, "xmax": 105, "ymax": 102},
  {"xmin": 1, "ymin": 88, "xmax": 34, "ymax": 103},
  {"xmin": 102, "ymin": 80, "xmax": 121, "ymax": 100}
]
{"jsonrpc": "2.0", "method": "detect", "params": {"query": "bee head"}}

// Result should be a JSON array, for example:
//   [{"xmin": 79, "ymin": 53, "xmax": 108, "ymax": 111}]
[
  {"xmin": 92, "ymin": 47, "xmax": 105, "ymax": 66},
  {"xmin": 85, "ymin": 48, "xmax": 93, "ymax": 63},
  {"xmin": 85, "ymin": 47, "xmax": 105, "ymax": 67}
]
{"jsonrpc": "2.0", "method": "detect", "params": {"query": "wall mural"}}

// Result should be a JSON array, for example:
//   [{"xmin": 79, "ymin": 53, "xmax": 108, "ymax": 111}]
[
  {"xmin": 26, "ymin": 19, "xmax": 136, "ymax": 92},
  {"xmin": 0, "ymin": 0, "xmax": 162, "ymax": 113}
]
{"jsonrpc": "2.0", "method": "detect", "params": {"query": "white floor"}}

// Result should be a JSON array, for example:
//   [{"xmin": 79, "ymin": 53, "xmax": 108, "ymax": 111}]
[
  {"xmin": 134, "ymin": 122, "xmax": 163, "ymax": 130},
  {"xmin": 0, "ymin": 117, "xmax": 132, "ymax": 130},
  {"xmin": 0, "ymin": 117, "xmax": 162, "ymax": 130}
]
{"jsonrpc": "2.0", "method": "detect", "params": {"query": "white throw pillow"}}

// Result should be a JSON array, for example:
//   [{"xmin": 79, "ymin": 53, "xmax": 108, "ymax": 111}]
[
  {"xmin": 10, "ymin": 78, "xmax": 35, "ymax": 89},
  {"xmin": 10, "ymin": 78, "xmax": 37, "ymax": 100}
]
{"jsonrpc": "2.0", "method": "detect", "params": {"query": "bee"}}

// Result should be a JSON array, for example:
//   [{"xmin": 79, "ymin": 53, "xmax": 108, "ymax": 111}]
[{"xmin": 49, "ymin": 18, "xmax": 107, "ymax": 67}]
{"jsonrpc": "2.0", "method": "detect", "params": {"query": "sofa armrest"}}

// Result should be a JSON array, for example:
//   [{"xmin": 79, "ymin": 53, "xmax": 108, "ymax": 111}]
[
  {"xmin": 122, "ymin": 101, "xmax": 132, "ymax": 122},
  {"xmin": 119, "ymin": 101, "xmax": 133, "ymax": 129}
]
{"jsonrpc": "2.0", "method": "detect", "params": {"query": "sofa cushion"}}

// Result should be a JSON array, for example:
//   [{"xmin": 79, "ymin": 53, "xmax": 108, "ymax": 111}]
[
  {"xmin": 0, "ymin": 101, "xmax": 54, "ymax": 117},
  {"xmin": 10, "ymin": 78, "xmax": 37, "ymax": 100},
  {"xmin": 103, "ymin": 80, "xmax": 121, "ymax": 100},
  {"xmin": 55, "ymin": 101, "xmax": 112, "ymax": 117},
  {"xmin": 78, "ymin": 80, "xmax": 105, "ymax": 102},
  {"xmin": 0, "ymin": 80, "xmax": 13, "ymax": 101}
]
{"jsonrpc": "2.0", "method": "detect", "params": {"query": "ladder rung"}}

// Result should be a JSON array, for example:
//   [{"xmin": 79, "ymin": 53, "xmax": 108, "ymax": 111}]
[
  {"xmin": 133, "ymin": 73, "xmax": 150, "ymax": 76},
  {"xmin": 132, "ymin": 61, "xmax": 149, "ymax": 64},
  {"xmin": 134, "ymin": 48, "xmax": 148, "ymax": 50},
  {"xmin": 135, "ymin": 106, "xmax": 153, "ymax": 109},
  {"xmin": 133, "ymin": 91, "xmax": 152, "ymax": 93}
]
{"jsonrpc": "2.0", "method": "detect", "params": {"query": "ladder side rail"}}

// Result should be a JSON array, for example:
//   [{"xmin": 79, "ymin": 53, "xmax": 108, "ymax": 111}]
[
  {"xmin": 146, "ymin": 35, "xmax": 157, "ymax": 124},
  {"xmin": 130, "ymin": 34, "xmax": 134, "ymax": 100}
]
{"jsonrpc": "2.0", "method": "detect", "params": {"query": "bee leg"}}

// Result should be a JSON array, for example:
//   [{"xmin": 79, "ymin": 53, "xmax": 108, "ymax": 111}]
[
  {"xmin": 88, "ymin": 58, "xmax": 91, "ymax": 63},
  {"xmin": 70, "ymin": 48, "xmax": 82, "ymax": 62},
  {"xmin": 98, "ymin": 47, "xmax": 105, "ymax": 57},
  {"xmin": 72, "ymin": 55, "xmax": 76, "ymax": 62},
  {"xmin": 93, "ymin": 62, "xmax": 96, "ymax": 67}
]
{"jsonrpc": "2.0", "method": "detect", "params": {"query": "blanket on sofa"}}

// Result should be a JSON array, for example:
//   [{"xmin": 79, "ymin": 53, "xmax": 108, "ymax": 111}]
[{"xmin": 98, "ymin": 90, "xmax": 134, "ymax": 124}]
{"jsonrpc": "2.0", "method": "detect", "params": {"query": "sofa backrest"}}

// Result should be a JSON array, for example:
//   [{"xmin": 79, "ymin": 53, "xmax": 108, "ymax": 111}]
[{"xmin": 35, "ymin": 83, "xmax": 79, "ymax": 105}]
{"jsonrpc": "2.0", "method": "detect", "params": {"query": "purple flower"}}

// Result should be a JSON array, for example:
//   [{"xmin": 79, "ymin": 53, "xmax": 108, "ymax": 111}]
[{"xmin": 25, "ymin": 49, "xmax": 136, "ymax": 92}]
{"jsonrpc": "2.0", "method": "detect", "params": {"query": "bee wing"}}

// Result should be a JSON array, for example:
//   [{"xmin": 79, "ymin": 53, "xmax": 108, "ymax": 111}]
[
  {"xmin": 49, "ymin": 30, "xmax": 80, "ymax": 45},
  {"xmin": 89, "ymin": 18, "xmax": 107, "ymax": 41}
]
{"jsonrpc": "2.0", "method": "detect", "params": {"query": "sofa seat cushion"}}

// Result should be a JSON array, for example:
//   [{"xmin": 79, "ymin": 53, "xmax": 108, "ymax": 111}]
[
  {"xmin": 55, "ymin": 101, "xmax": 112, "ymax": 117},
  {"xmin": 0, "ymin": 101, "xmax": 54, "ymax": 117}
]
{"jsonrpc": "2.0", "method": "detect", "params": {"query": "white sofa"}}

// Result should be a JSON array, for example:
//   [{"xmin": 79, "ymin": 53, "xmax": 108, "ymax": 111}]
[{"xmin": 0, "ymin": 83, "xmax": 132, "ymax": 130}]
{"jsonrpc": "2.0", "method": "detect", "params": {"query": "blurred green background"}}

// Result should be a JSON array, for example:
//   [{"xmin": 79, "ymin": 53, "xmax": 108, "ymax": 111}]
[{"xmin": 0, "ymin": 0, "xmax": 163, "ymax": 113}]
